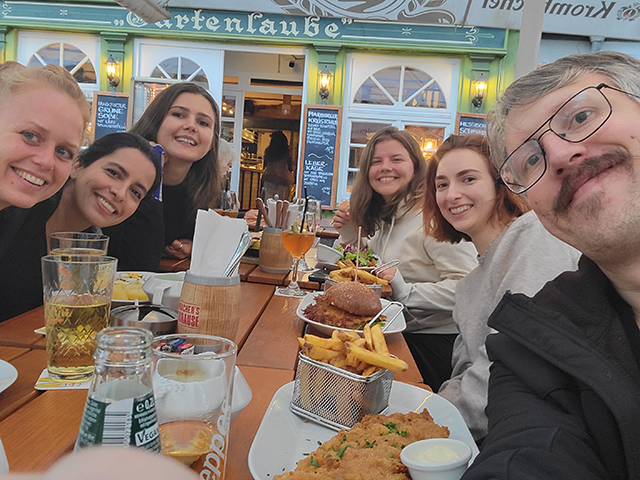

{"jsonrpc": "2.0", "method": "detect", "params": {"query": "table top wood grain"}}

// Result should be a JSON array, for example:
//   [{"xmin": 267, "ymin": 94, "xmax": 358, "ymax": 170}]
[{"xmin": 0, "ymin": 274, "xmax": 426, "ymax": 477}]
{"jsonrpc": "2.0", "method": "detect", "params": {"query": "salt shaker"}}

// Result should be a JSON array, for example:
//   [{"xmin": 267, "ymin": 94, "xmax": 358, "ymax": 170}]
[{"xmin": 75, "ymin": 327, "xmax": 161, "ymax": 452}]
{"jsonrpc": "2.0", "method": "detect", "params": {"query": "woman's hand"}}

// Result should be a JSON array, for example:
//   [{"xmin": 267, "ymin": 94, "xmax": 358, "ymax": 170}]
[
  {"xmin": 165, "ymin": 239, "xmax": 192, "ymax": 259},
  {"xmin": 243, "ymin": 209, "xmax": 265, "ymax": 229},
  {"xmin": 377, "ymin": 266, "xmax": 397, "ymax": 283},
  {"xmin": 332, "ymin": 201, "xmax": 351, "ymax": 230}
]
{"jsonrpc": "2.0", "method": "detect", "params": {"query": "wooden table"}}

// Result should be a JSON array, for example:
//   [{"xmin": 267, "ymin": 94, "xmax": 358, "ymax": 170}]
[{"xmin": 0, "ymin": 279, "xmax": 422, "ymax": 478}]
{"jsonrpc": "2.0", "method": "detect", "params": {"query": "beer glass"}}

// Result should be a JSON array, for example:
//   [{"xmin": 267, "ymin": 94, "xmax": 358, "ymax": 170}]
[
  {"xmin": 42, "ymin": 255, "xmax": 118, "ymax": 382},
  {"xmin": 153, "ymin": 334, "xmax": 237, "ymax": 480},
  {"xmin": 49, "ymin": 232, "xmax": 109, "ymax": 256}
]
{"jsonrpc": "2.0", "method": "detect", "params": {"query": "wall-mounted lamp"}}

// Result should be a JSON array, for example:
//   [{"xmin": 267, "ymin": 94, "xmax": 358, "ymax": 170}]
[
  {"xmin": 105, "ymin": 55, "xmax": 120, "ymax": 90},
  {"xmin": 318, "ymin": 66, "xmax": 332, "ymax": 105},
  {"xmin": 471, "ymin": 74, "xmax": 487, "ymax": 110}
]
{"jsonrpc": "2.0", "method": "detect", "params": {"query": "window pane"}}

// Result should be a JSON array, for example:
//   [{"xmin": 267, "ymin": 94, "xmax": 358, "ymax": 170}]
[
  {"xmin": 27, "ymin": 56, "xmax": 45, "ymax": 68},
  {"xmin": 157, "ymin": 57, "xmax": 179, "ymax": 80},
  {"xmin": 62, "ymin": 44, "xmax": 86, "ymax": 71},
  {"xmin": 402, "ymin": 67, "xmax": 432, "ymax": 102},
  {"xmin": 407, "ymin": 83, "xmax": 447, "ymax": 109},
  {"xmin": 347, "ymin": 171, "xmax": 356, "ymax": 193},
  {"xmin": 354, "ymin": 77, "xmax": 393, "ymax": 105},
  {"xmin": 221, "ymin": 121, "xmax": 234, "ymax": 143},
  {"xmin": 372, "ymin": 66, "xmax": 401, "ymax": 102},
  {"xmin": 404, "ymin": 125, "xmax": 446, "ymax": 159},
  {"xmin": 349, "ymin": 147, "xmax": 364, "ymax": 169},
  {"xmin": 221, "ymin": 96, "xmax": 236, "ymax": 118},
  {"xmin": 350, "ymin": 122, "xmax": 392, "ymax": 144},
  {"xmin": 36, "ymin": 44, "xmax": 60, "ymax": 66},
  {"xmin": 180, "ymin": 58, "xmax": 199, "ymax": 81}
]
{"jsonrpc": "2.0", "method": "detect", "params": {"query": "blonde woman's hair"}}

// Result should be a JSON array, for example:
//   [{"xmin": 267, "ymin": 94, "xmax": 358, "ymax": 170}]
[{"xmin": 0, "ymin": 62, "xmax": 90, "ymax": 124}]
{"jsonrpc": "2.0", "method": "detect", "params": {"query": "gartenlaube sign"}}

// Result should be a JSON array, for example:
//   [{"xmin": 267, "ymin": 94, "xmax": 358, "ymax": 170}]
[{"xmin": 167, "ymin": 0, "xmax": 640, "ymax": 41}]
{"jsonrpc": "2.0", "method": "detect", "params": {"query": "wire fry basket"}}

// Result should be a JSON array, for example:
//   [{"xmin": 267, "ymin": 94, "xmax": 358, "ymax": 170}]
[{"xmin": 290, "ymin": 353, "xmax": 393, "ymax": 431}]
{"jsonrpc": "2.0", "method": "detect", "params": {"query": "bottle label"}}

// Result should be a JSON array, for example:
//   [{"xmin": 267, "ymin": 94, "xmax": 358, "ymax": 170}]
[{"xmin": 75, "ymin": 392, "xmax": 161, "ymax": 452}]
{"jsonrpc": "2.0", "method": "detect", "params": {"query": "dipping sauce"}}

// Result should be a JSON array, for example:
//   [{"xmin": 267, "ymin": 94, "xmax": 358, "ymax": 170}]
[{"xmin": 414, "ymin": 444, "xmax": 460, "ymax": 464}]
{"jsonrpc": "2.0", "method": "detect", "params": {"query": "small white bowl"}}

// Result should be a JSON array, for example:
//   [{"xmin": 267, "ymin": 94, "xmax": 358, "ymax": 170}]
[
  {"xmin": 316, "ymin": 244, "xmax": 342, "ymax": 264},
  {"xmin": 400, "ymin": 438, "xmax": 472, "ymax": 480}
]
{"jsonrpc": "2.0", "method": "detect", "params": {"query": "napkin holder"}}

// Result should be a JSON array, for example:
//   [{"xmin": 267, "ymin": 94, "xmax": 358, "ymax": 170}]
[
  {"xmin": 176, "ymin": 271, "xmax": 240, "ymax": 341},
  {"xmin": 258, "ymin": 227, "xmax": 292, "ymax": 274}
]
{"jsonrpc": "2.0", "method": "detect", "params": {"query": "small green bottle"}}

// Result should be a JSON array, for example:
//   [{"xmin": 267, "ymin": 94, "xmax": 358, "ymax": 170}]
[{"xmin": 75, "ymin": 327, "xmax": 160, "ymax": 452}]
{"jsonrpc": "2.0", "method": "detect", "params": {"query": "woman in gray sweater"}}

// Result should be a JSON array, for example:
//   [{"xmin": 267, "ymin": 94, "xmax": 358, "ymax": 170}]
[{"xmin": 423, "ymin": 134, "xmax": 580, "ymax": 443}]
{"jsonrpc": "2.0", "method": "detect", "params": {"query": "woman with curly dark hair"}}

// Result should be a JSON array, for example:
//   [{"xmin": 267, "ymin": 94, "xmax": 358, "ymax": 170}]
[{"xmin": 333, "ymin": 127, "xmax": 477, "ymax": 390}]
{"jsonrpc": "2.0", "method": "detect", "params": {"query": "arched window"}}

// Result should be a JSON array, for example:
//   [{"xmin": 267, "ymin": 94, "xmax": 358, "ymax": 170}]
[
  {"xmin": 27, "ymin": 43, "xmax": 96, "ymax": 84},
  {"xmin": 150, "ymin": 56, "xmax": 209, "ymax": 89},
  {"xmin": 354, "ymin": 66, "xmax": 446, "ymax": 109},
  {"xmin": 339, "ymin": 56, "xmax": 459, "ymax": 200}
]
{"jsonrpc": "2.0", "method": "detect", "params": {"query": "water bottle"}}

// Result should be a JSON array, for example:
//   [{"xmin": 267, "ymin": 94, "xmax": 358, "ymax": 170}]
[{"xmin": 75, "ymin": 327, "xmax": 160, "ymax": 452}]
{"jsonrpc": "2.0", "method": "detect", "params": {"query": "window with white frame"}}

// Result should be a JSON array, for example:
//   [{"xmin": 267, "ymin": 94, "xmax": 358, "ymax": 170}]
[
  {"xmin": 338, "ymin": 55, "xmax": 460, "ymax": 202},
  {"xmin": 18, "ymin": 32, "xmax": 100, "ymax": 102}
]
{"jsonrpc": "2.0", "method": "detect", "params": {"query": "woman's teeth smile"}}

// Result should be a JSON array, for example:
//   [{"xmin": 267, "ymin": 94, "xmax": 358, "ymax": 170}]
[
  {"xmin": 98, "ymin": 196, "xmax": 116, "ymax": 214},
  {"xmin": 176, "ymin": 137, "xmax": 196, "ymax": 146},
  {"xmin": 450, "ymin": 205, "xmax": 471, "ymax": 215},
  {"xmin": 378, "ymin": 176, "xmax": 397, "ymax": 183},
  {"xmin": 15, "ymin": 168, "xmax": 45, "ymax": 186}
]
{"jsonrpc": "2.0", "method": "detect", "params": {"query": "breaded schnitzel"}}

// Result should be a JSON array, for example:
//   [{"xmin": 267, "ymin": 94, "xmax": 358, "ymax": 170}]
[{"xmin": 275, "ymin": 409, "xmax": 449, "ymax": 479}]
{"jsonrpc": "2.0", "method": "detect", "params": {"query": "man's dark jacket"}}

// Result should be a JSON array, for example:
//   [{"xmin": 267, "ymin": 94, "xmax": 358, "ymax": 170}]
[{"xmin": 463, "ymin": 257, "xmax": 640, "ymax": 480}]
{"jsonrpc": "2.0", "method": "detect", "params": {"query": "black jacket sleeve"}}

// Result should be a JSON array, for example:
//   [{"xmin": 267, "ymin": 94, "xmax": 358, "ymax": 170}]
[{"xmin": 462, "ymin": 333, "xmax": 612, "ymax": 480}]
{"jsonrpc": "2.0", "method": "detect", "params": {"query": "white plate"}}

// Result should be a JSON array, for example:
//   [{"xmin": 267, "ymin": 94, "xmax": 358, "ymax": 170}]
[
  {"xmin": 248, "ymin": 381, "xmax": 479, "ymax": 480},
  {"xmin": 112, "ymin": 271, "xmax": 154, "ymax": 306},
  {"xmin": 296, "ymin": 291, "xmax": 406, "ymax": 335},
  {"xmin": 0, "ymin": 360, "xmax": 18, "ymax": 395}
]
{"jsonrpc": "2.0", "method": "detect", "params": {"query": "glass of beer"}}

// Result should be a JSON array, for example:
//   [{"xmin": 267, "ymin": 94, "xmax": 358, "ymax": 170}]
[
  {"xmin": 152, "ymin": 334, "xmax": 237, "ymax": 479},
  {"xmin": 42, "ymin": 255, "xmax": 118, "ymax": 382},
  {"xmin": 49, "ymin": 232, "xmax": 109, "ymax": 256},
  {"xmin": 276, "ymin": 211, "xmax": 316, "ymax": 297}
]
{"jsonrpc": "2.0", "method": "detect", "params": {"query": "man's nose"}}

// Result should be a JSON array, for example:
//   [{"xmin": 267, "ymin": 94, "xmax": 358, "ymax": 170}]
[{"xmin": 541, "ymin": 133, "xmax": 589, "ymax": 179}]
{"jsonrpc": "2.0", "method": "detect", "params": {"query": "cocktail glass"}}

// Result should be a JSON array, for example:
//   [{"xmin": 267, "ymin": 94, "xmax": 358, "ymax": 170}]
[{"xmin": 276, "ymin": 211, "xmax": 316, "ymax": 297}]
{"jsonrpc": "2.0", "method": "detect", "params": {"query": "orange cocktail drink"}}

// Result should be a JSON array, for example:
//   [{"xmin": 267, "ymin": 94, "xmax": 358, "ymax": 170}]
[{"xmin": 281, "ymin": 231, "xmax": 315, "ymax": 259}]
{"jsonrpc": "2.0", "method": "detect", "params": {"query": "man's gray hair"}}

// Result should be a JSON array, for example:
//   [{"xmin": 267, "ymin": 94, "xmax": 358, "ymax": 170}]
[{"xmin": 488, "ymin": 51, "xmax": 640, "ymax": 167}]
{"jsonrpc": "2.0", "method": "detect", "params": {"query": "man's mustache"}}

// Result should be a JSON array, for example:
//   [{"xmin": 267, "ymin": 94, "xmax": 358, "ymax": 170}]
[{"xmin": 552, "ymin": 149, "xmax": 632, "ymax": 215}]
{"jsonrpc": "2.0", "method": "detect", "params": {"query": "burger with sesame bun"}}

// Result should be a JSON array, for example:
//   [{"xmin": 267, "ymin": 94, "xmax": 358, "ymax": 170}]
[{"xmin": 303, "ymin": 281, "xmax": 385, "ymax": 329}]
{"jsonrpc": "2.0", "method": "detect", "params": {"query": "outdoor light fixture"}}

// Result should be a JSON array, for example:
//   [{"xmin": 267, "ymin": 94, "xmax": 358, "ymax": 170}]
[
  {"xmin": 471, "ymin": 74, "xmax": 487, "ymax": 109},
  {"xmin": 318, "ymin": 66, "xmax": 332, "ymax": 104},
  {"xmin": 105, "ymin": 55, "xmax": 120, "ymax": 90}
]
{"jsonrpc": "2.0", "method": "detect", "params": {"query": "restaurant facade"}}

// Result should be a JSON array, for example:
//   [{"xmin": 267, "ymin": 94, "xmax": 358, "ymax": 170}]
[{"xmin": 0, "ymin": 1, "xmax": 543, "ymax": 207}]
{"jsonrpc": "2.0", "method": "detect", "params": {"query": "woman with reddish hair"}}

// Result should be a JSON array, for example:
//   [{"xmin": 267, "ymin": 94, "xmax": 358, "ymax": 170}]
[{"xmin": 424, "ymin": 134, "xmax": 580, "ymax": 443}]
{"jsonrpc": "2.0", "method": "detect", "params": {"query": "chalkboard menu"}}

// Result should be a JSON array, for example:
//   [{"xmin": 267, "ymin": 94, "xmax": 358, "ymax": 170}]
[
  {"xmin": 455, "ymin": 112, "xmax": 486, "ymax": 136},
  {"xmin": 298, "ymin": 105, "xmax": 342, "ymax": 209},
  {"xmin": 91, "ymin": 92, "xmax": 130, "ymax": 141}
]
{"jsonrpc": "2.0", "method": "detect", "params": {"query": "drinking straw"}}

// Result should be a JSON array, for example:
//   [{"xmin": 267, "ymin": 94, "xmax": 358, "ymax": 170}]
[
  {"xmin": 355, "ymin": 226, "xmax": 362, "ymax": 283},
  {"xmin": 301, "ymin": 186, "xmax": 309, "ymax": 232}
]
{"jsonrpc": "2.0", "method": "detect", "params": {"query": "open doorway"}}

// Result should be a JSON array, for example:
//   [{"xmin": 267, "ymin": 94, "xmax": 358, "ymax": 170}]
[{"xmin": 222, "ymin": 50, "xmax": 305, "ymax": 210}]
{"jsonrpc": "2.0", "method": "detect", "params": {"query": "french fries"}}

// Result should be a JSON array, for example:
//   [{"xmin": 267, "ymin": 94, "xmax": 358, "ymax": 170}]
[
  {"xmin": 297, "ymin": 324, "xmax": 407, "ymax": 376},
  {"xmin": 329, "ymin": 267, "xmax": 388, "ymax": 285}
]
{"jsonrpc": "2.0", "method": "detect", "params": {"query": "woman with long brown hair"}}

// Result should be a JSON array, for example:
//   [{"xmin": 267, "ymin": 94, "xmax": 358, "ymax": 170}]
[
  {"xmin": 333, "ymin": 126, "xmax": 477, "ymax": 390},
  {"xmin": 103, "ymin": 82, "xmax": 221, "ymax": 269},
  {"xmin": 424, "ymin": 133, "xmax": 579, "ymax": 443}
]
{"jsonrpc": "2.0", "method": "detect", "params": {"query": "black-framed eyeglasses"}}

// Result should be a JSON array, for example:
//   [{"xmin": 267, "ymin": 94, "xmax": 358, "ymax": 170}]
[{"xmin": 499, "ymin": 83, "xmax": 640, "ymax": 194}]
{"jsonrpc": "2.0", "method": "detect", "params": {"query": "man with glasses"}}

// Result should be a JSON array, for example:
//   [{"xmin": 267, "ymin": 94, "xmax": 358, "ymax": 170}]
[{"xmin": 463, "ymin": 51, "xmax": 640, "ymax": 479}]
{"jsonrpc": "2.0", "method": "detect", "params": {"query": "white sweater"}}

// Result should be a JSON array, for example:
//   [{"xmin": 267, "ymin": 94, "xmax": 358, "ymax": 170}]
[
  {"xmin": 337, "ymin": 206, "xmax": 478, "ymax": 334},
  {"xmin": 438, "ymin": 211, "xmax": 581, "ymax": 442}
]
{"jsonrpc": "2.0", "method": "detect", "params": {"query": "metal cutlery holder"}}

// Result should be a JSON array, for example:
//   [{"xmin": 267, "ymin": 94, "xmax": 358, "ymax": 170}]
[{"xmin": 290, "ymin": 353, "xmax": 393, "ymax": 431}]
